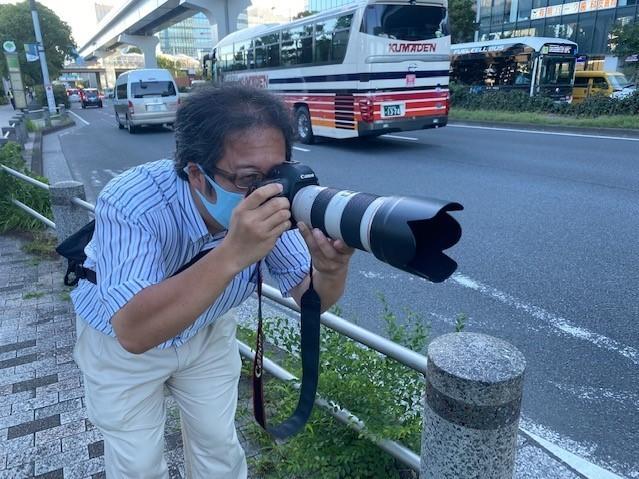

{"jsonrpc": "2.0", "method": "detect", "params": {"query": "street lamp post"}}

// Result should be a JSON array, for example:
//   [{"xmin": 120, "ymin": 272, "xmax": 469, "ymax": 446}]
[{"xmin": 29, "ymin": 0, "xmax": 57, "ymax": 112}]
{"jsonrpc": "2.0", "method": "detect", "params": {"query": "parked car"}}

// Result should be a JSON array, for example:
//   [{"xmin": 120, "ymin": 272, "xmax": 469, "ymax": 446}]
[
  {"xmin": 572, "ymin": 71, "xmax": 634, "ymax": 103},
  {"xmin": 104, "ymin": 87, "xmax": 114, "ymax": 99},
  {"xmin": 113, "ymin": 68, "xmax": 180, "ymax": 134},
  {"xmin": 66, "ymin": 88, "xmax": 81, "ymax": 103},
  {"xmin": 81, "ymin": 88, "xmax": 103, "ymax": 108}
]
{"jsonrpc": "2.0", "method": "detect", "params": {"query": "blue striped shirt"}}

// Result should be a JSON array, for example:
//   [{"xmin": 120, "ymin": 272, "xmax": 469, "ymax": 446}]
[{"xmin": 71, "ymin": 159, "xmax": 310, "ymax": 349}]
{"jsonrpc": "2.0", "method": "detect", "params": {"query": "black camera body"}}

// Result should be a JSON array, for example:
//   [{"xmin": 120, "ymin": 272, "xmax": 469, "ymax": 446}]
[{"xmin": 252, "ymin": 161, "xmax": 320, "ymax": 207}]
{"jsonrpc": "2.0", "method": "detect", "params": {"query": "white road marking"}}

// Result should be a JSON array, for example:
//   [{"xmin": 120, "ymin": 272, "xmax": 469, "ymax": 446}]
[
  {"xmin": 293, "ymin": 146, "xmax": 310, "ymax": 152},
  {"xmin": 451, "ymin": 273, "xmax": 639, "ymax": 365},
  {"xmin": 68, "ymin": 110, "xmax": 90, "ymax": 126},
  {"xmin": 448, "ymin": 123, "xmax": 639, "ymax": 142},
  {"xmin": 519, "ymin": 423, "xmax": 626, "ymax": 479},
  {"xmin": 382, "ymin": 134, "xmax": 419, "ymax": 141}
]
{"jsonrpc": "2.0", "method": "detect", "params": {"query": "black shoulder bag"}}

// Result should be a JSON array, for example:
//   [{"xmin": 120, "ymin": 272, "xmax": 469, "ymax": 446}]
[{"xmin": 55, "ymin": 221, "xmax": 211, "ymax": 286}]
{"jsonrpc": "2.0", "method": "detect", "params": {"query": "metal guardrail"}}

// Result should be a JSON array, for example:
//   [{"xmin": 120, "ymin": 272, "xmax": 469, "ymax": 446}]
[
  {"xmin": 1, "ymin": 161, "xmax": 535, "ymax": 478},
  {"xmin": 0, "ymin": 163, "xmax": 423, "ymax": 471}
]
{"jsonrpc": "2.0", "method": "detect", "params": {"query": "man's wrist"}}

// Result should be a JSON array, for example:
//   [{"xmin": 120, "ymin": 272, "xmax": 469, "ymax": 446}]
[{"xmin": 210, "ymin": 242, "xmax": 245, "ymax": 278}]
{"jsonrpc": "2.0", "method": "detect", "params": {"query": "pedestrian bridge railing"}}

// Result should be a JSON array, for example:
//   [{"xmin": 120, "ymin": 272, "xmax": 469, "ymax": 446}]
[{"xmin": 1, "ymin": 162, "xmax": 530, "ymax": 479}]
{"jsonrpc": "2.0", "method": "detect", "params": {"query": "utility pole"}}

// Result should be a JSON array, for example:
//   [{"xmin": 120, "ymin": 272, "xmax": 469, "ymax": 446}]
[{"xmin": 29, "ymin": 0, "xmax": 56, "ymax": 112}]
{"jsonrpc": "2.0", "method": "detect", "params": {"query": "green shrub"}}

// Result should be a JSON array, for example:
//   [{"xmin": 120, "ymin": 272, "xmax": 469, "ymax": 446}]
[
  {"xmin": 0, "ymin": 143, "xmax": 52, "ymax": 233},
  {"xmin": 450, "ymin": 83, "xmax": 639, "ymax": 118},
  {"xmin": 238, "ymin": 295, "xmax": 463, "ymax": 478},
  {"xmin": 34, "ymin": 84, "xmax": 69, "ymax": 110}
]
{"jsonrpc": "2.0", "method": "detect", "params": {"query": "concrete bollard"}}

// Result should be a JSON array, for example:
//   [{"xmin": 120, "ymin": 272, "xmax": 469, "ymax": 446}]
[
  {"xmin": 10, "ymin": 117, "xmax": 27, "ymax": 144},
  {"xmin": 49, "ymin": 181, "xmax": 91, "ymax": 242},
  {"xmin": 421, "ymin": 333, "xmax": 526, "ymax": 479},
  {"xmin": 43, "ymin": 107, "xmax": 52, "ymax": 128}
]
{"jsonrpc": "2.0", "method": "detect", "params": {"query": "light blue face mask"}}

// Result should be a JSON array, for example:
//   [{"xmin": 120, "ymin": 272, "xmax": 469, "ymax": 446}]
[{"xmin": 185, "ymin": 165, "xmax": 244, "ymax": 229}]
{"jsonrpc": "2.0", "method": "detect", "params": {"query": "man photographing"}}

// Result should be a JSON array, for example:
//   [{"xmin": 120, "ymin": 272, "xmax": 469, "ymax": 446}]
[{"xmin": 72, "ymin": 85, "xmax": 354, "ymax": 478}]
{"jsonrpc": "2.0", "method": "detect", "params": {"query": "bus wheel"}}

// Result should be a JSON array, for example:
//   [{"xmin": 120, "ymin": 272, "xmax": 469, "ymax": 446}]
[{"xmin": 295, "ymin": 106, "xmax": 314, "ymax": 144}]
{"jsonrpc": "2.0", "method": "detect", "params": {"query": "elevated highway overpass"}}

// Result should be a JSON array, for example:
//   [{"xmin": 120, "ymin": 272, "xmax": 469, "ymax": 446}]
[{"xmin": 78, "ymin": 0, "xmax": 250, "ymax": 68}]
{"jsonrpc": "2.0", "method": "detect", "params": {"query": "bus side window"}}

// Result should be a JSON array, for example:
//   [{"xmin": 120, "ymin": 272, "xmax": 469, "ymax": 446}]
[
  {"xmin": 281, "ymin": 29, "xmax": 297, "ymax": 66},
  {"xmin": 331, "ymin": 14, "xmax": 353, "ymax": 62},
  {"xmin": 300, "ymin": 24, "xmax": 314, "ymax": 64},
  {"xmin": 574, "ymin": 76, "xmax": 589, "ymax": 87},
  {"xmin": 315, "ymin": 19, "xmax": 335, "ymax": 63},
  {"xmin": 218, "ymin": 45, "xmax": 233, "ymax": 72}
]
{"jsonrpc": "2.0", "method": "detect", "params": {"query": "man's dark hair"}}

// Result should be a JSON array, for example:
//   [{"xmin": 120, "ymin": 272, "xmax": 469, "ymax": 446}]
[{"xmin": 174, "ymin": 84, "xmax": 294, "ymax": 180}]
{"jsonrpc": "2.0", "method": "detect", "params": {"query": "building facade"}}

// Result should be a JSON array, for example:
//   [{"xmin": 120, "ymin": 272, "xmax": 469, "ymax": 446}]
[
  {"xmin": 476, "ymin": 0, "xmax": 638, "ymax": 68},
  {"xmin": 157, "ymin": 12, "xmax": 213, "ymax": 59}
]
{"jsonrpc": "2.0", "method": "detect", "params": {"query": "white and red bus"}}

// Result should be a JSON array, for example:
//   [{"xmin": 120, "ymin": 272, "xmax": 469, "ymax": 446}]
[{"xmin": 209, "ymin": 0, "xmax": 450, "ymax": 143}]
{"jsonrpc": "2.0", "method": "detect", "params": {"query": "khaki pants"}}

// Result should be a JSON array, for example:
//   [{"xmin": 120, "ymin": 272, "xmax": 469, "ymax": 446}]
[{"xmin": 73, "ymin": 312, "xmax": 247, "ymax": 479}]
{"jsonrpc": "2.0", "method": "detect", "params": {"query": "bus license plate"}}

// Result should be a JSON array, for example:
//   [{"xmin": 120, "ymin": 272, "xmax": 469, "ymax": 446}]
[{"xmin": 381, "ymin": 102, "xmax": 405, "ymax": 118}]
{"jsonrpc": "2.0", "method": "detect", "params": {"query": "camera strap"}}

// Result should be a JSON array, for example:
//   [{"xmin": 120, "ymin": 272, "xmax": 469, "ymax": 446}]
[{"xmin": 252, "ymin": 260, "xmax": 321, "ymax": 440}]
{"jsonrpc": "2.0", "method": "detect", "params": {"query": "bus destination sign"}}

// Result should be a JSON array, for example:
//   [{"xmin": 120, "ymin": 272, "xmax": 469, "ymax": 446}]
[{"xmin": 542, "ymin": 44, "xmax": 577, "ymax": 55}]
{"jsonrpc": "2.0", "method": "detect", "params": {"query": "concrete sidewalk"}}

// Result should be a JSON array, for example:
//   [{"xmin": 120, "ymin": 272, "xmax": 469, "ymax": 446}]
[
  {"xmin": 0, "ymin": 233, "xmax": 263, "ymax": 478},
  {"xmin": 0, "ymin": 103, "xmax": 18, "ymax": 127}
]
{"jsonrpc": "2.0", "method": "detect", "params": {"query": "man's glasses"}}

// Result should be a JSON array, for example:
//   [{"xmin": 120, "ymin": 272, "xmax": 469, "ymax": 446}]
[{"xmin": 185, "ymin": 164, "xmax": 266, "ymax": 191}]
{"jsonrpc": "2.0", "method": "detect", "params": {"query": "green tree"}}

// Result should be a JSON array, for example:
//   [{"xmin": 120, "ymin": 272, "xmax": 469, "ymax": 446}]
[
  {"xmin": 0, "ymin": 1, "xmax": 76, "ymax": 87},
  {"xmin": 610, "ymin": 22, "xmax": 639, "ymax": 82},
  {"xmin": 292, "ymin": 10, "xmax": 317, "ymax": 19},
  {"xmin": 449, "ymin": 0, "xmax": 476, "ymax": 44},
  {"xmin": 157, "ymin": 54, "xmax": 179, "ymax": 77}
]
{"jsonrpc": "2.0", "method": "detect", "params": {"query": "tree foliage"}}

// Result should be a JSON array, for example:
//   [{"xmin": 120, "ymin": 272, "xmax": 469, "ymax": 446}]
[
  {"xmin": 449, "ymin": 0, "xmax": 476, "ymax": 44},
  {"xmin": 0, "ymin": 1, "xmax": 76, "ymax": 86},
  {"xmin": 292, "ymin": 10, "xmax": 317, "ymax": 20},
  {"xmin": 610, "ymin": 22, "xmax": 639, "ymax": 82},
  {"xmin": 610, "ymin": 22, "xmax": 639, "ymax": 59}
]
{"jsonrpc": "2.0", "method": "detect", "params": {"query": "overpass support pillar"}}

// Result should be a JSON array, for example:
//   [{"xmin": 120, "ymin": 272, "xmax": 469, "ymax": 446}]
[
  {"xmin": 118, "ymin": 34, "xmax": 159, "ymax": 68},
  {"xmin": 181, "ymin": 0, "xmax": 251, "ymax": 43}
]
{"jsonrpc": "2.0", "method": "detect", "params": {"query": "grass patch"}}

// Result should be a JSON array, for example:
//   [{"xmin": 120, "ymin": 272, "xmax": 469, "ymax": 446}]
[
  {"xmin": 235, "ymin": 296, "xmax": 468, "ymax": 478},
  {"xmin": 25, "ymin": 119, "xmax": 39, "ymax": 132},
  {"xmin": 450, "ymin": 108, "xmax": 639, "ymax": 130},
  {"xmin": 21, "ymin": 231, "xmax": 58, "ymax": 259},
  {"xmin": 23, "ymin": 291, "xmax": 45, "ymax": 299}
]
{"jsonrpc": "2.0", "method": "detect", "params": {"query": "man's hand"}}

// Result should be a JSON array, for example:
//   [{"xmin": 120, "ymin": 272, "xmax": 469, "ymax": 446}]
[
  {"xmin": 297, "ymin": 222, "xmax": 354, "ymax": 277},
  {"xmin": 292, "ymin": 222, "xmax": 354, "ymax": 312},
  {"xmin": 221, "ymin": 183, "xmax": 292, "ymax": 272}
]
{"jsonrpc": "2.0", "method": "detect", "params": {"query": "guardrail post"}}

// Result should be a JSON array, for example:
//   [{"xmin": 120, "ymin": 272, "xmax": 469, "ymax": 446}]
[
  {"xmin": 49, "ymin": 181, "xmax": 91, "ymax": 242},
  {"xmin": 420, "ymin": 333, "xmax": 526, "ymax": 479},
  {"xmin": 1, "ymin": 126, "xmax": 17, "ymax": 142}
]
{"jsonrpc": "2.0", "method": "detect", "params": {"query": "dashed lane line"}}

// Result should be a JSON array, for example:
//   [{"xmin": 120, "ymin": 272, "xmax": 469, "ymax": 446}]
[
  {"xmin": 381, "ymin": 134, "xmax": 419, "ymax": 141},
  {"xmin": 68, "ymin": 110, "xmax": 90, "ymax": 126}
]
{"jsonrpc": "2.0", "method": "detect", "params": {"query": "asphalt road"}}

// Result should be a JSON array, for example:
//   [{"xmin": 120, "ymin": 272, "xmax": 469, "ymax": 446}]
[{"xmin": 60, "ymin": 101, "xmax": 638, "ymax": 477}]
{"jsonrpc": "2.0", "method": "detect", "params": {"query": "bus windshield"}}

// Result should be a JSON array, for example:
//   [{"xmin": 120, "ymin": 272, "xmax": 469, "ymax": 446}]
[
  {"xmin": 360, "ymin": 4, "xmax": 448, "ymax": 41},
  {"xmin": 539, "ymin": 57, "xmax": 574, "ymax": 85}
]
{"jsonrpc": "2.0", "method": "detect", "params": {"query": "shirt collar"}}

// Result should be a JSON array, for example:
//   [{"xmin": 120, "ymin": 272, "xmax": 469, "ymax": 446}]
[{"xmin": 176, "ymin": 174, "xmax": 210, "ymax": 243}]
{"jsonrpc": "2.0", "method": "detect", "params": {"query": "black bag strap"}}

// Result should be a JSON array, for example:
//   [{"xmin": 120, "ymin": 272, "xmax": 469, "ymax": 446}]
[
  {"xmin": 72, "ymin": 249, "xmax": 213, "ymax": 286},
  {"xmin": 252, "ymin": 261, "xmax": 321, "ymax": 440}
]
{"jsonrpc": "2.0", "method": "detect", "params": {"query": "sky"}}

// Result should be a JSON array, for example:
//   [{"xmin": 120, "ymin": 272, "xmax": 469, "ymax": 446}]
[{"xmin": 0, "ymin": 0, "xmax": 123, "ymax": 46}]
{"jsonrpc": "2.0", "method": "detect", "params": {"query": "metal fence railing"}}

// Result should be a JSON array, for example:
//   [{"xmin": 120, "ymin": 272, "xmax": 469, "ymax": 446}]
[{"xmin": 1, "ymin": 159, "xmax": 532, "ymax": 478}]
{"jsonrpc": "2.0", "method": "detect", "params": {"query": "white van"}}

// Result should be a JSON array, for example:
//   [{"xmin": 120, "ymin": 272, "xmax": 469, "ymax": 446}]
[{"xmin": 114, "ymin": 69, "xmax": 180, "ymax": 134}]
